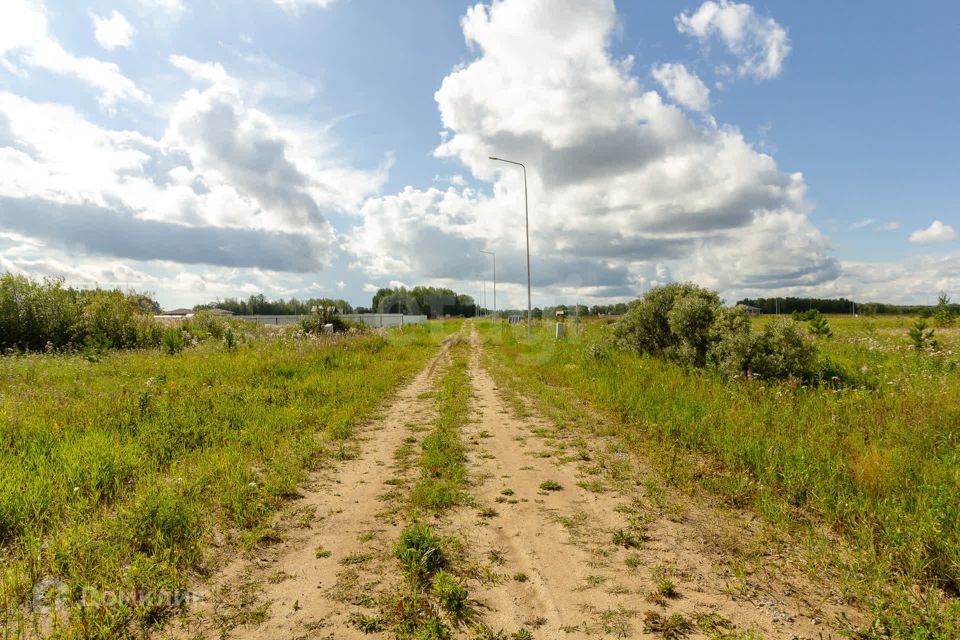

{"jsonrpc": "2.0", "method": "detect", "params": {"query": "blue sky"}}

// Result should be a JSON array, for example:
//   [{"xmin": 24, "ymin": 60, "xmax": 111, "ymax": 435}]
[{"xmin": 1, "ymin": 0, "xmax": 957, "ymax": 309}]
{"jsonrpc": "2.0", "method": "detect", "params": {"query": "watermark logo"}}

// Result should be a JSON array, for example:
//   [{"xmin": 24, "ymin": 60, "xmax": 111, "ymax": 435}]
[
  {"xmin": 32, "ymin": 577, "xmax": 69, "ymax": 614},
  {"xmin": 31, "ymin": 578, "xmax": 202, "ymax": 615}
]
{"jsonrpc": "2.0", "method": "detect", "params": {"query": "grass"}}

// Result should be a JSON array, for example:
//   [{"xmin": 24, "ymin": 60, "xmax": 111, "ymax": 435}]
[
  {"xmin": 479, "ymin": 316, "xmax": 960, "ymax": 635},
  {"xmin": 538, "ymin": 480, "xmax": 562, "ymax": 492},
  {"xmin": 0, "ymin": 320, "xmax": 457, "ymax": 636},
  {"xmin": 410, "ymin": 339, "xmax": 471, "ymax": 512}
]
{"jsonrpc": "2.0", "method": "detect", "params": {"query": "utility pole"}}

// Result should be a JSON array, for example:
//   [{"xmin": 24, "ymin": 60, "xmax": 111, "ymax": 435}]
[
  {"xmin": 489, "ymin": 157, "xmax": 531, "ymax": 340},
  {"xmin": 480, "ymin": 250, "xmax": 496, "ymax": 319}
]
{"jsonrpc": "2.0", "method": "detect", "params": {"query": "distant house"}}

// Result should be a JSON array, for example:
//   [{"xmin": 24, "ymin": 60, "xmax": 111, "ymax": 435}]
[
  {"xmin": 202, "ymin": 308, "xmax": 234, "ymax": 316},
  {"xmin": 159, "ymin": 307, "xmax": 194, "ymax": 318},
  {"xmin": 737, "ymin": 304, "xmax": 762, "ymax": 316}
]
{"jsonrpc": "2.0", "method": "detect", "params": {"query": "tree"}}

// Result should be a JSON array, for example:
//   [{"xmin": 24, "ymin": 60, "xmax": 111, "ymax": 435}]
[
  {"xmin": 807, "ymin": 314, "xmax": 832, "ymax": 338},
  {"xmin": 908, "ymin": 318, "xmax": 938, "ymax": 352},
  {"xmin": 933, "ymin": 292, "xmax": 956, "ymax": 327}
]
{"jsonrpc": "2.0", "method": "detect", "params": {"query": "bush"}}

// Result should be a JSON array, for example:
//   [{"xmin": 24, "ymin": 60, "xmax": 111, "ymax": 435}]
[
  {"xmin": 708, "ymin": 306, "xmax": 754, "ymax": 378},
  {"xmin": 615, "ymin": 285, "xmax": 819, "ymax": 382},
  {"xmin": 162, "ymin": 328, "xmax": 186, "ymax": 355},
  {"xmin": 807, "ymin": 314, "xmax": 832, "ymax": 338},
  {"xmin": 613, "ymin": 283, "xmax": 721, "ymax": 367},
  {"xmin": 750, "ymin": 319, "xmax": 817, "ymax": 380},
  {"xmin": 0, "ymin": 272, "xmax": 162, "ymax": 352},
  {"xmin": 300, "ymin": 307, "xmax": 351, "ymax": 334},
  {"xmin": 791, "ymin": 308, "xmax": 822, "ymax": 321}
]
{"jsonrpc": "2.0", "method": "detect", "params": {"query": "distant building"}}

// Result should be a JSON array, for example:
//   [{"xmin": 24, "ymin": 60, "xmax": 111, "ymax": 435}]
[
  {"xmin": 159, "ymin": 308, "xmax": 193, "ymax": 318},
  {"xmin": 737, "ymin": 304, "xmax": 762, "ymax": 316},
  {"xmin": 202, "ymin": 308, "xmax": 234, "ymax": 316}
]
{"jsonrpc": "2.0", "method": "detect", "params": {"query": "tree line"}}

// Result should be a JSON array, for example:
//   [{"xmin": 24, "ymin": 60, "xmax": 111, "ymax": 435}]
[
  {"xmin": 196, "ymin": 294, "xmax": 354, "ymax": 316},
  {"xmin": 736, "ymin": 296, "xmax": 959, "ymax": 316}
]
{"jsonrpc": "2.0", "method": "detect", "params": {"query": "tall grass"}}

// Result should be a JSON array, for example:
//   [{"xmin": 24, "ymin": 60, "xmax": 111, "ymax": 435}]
[
  {"xmin": 0, "ymin": 322, "xmax": 454, "ymax": 637},
  {"xmin": 480, "ymin": 316, "xmax": 960, "ymax": 635}
]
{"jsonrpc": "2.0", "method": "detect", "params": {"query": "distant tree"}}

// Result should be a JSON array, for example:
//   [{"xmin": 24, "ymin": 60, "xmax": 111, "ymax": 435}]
[
  {"xmin": 933, "ymin": 292, "xmax": 956, "ymax": 327},
  {"xmin": 807, "ymin": 314, "xmax": 832, "ymax": 338}
]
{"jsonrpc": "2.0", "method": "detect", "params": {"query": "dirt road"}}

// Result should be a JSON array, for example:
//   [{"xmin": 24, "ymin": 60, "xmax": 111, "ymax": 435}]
[{"xmin": 168, "ymin": 325, "xmax": 858, "ymax": 639}]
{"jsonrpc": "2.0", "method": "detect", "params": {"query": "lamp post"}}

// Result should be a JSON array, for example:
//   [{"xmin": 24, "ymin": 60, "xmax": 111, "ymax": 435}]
[
  {"xmin": 488, "ymin": 157, "xmax": 531, "ymax": 340},
  {"xmin": 480, "ymin": 250, "xmax": 496, "ymax": 319}
]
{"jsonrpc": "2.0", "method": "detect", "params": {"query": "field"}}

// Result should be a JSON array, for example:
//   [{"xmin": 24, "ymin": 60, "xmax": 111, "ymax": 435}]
[{"xmin": 1, "ymin": 313, "xmax": 958, "ymax": 639}]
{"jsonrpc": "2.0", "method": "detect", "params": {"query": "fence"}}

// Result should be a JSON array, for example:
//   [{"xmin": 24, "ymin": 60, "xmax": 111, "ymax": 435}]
[
  {"xmin": 340, "ymin": 314, "xmax": 427, "ymax": 328},
  {"xmin": 235, "ymin": 314, "xmax": 427, "ymax": 328}
]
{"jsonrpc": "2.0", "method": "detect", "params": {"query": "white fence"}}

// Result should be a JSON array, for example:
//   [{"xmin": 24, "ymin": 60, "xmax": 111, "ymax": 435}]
[
  {"xmin": 341, "ymin": 314, "xmax": 427, "ymax": 328},
  {"xmin": 236, "ymin": 313, "xmax": 427, "ymax": 328}
]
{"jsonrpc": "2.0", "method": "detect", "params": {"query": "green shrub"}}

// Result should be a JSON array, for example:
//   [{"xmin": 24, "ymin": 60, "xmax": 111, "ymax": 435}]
[
  {"xmin": 0, "ymin": 272, "xmax": 162, "ymax": 352},
  {"xmin": 616, "ymin": 285, "xmax": 819, "ymax": 382},
  {"xmin": 933, "ymin": 292, "xmax": 956, "ymax": 327},
  {"xmin": 750, "ymin": 319, "xmax": 817, "ymax": 380},
  {"xmin": 300, "ymin": 307, "xmax": 351, "ymax": 334},
  {"xmin": 908, "ymin": 318, "xmax": 938, "ymax": 351},
  {"xmin": 791, "ymin": 308, "xmax": 822, "ymax": 321},
  {"xmin": 162, "ymin": 328, "xmax": 186, "ymax": 355},
  {"xmin": 613, "ymin": 282, "xmax": 721, "ymax": 367},
  {"xmin": 807, "ymin": 314, "xmax": 832, "ymax": 338}
]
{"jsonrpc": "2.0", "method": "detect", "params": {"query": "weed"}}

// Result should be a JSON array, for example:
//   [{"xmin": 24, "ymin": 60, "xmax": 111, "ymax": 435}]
[
  {"xmin": 432, "ymin": 570, "xmax": 471, "ymax": 623},
  {"xmin": 513, "ymin": 572, "xmax": 529, "ymax": 583},
  {"xmin": 316, "ymin": 545, "xmax": 332, "ymax": 559},
  {"xmin": 625, "ymin": 554, "xmax": 641, "ymax": 569},
  {"xmin": 478, "ymin": 507, "xmax": 498, "ymax": 519},
  {"xmin": 612, "ymin": 528, "xmax": 644, "ymax": 549},
  {"xmin": 500, "ymin": 488, "xmax": 515, "ymax": 496},
  {"xmin": 351, "ymin": 613, "xmax": 386, "ymax": 633},
  {"xmin": 539, "ymin": 480, "xmax": 562, "ymax": 492},
  {"xmin": 643, "ymin": 611, "xmax": 693, "ymax": 638},
  {"xmin": 396, "ymin": 523, "xmax": 446, "ymax": 580}
]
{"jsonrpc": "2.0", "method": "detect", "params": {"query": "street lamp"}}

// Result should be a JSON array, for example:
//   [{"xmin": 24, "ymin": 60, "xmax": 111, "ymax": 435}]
[
  {"xmin": 488, "ymin": 156, "xmax": 531, "ymax": 340},
  {"xmin": 480, "ymin": 249, "xmax": 496, "ymax": 319}
]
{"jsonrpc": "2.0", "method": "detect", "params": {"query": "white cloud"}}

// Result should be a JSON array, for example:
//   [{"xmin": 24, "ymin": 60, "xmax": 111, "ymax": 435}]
[
  {"xmin": 850, "ymin": 218, "xmax": 900, "ymax": 232},
  {"xmin": 347, "ymin": 0, "xmax": 833, "ymax": 305},
  {"xmin": 0, "ymin": 55, "xmax": 385, "ymax": 272},
  {"xmin": 652, "ymin": 62, "xmax": 710, "ymax": 112},
  {"xmin": 849, "ymin": 217, "xmax": 878, "ymax": 230},
  {"xmin": 90, "ymin": 10, "xmax": 135, "ymax": 50},
  {"xmin": 676, "ymin": 0, "xmax": 791, "ymax": 80},
  {"xmin": 273, "ymin": 0, "xmax": 335, "ymax": 14},
  {"xmin": 0, "ymin": 0, "xmax": 147, "ymax": 107},
  {"xmin": 136, "ymin": 0, "xmax": 186, "ymax": 19},
  {"xmin": 909, "ymin": 220, "xmax": 957, "ymax": 244}
]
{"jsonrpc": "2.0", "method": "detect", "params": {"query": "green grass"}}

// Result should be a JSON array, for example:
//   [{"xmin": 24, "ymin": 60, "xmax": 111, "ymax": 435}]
[
  {"xmin": 479, "ymin": 316, "xmax": 960, "ymax": 635},
  {"xmin": 0, "ymin": 320, "xmax": 456, "ymax": 637},
  {"xmin": 410, "ymin": 339, "xmax": 471, "ymax": 512}
]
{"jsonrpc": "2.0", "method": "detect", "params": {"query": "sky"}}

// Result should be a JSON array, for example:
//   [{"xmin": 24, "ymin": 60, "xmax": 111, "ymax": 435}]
[{"xmin": 0, "ymin": 0, "xmax": 958, "ymax": 310}]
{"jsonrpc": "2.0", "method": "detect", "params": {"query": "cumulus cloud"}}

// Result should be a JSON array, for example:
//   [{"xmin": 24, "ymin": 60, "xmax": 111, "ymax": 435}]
[
  {"xmin": 0, "ymin": 54, "xmax": 384, "ymax": 272},
  {"xmin": 909, "ymin": 220, "xmax": 957, "ymax": 244},
  {"xmin": 651, "ymin": 63, "xmax": 710, "ymax": 112},
  {"xmin": 1, "ymin": 0, "xmax": 148, "ymax": 107},
  {"xmin": 90, "ymin": 10, "xmax": 135, "ymax": 50},
  {"xmin": 676, "ymin": 0, "xmax": 791, "ymax": 80},
  {"xmin": 347, "ymin": 0, "xmax": 832, "ymax": 304}
]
